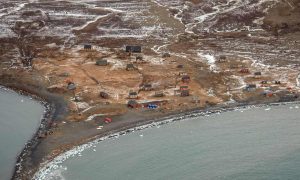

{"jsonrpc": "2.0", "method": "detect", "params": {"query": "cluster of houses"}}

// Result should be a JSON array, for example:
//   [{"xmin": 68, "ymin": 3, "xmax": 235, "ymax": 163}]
[
  {"xmin": 82, "ymin": 44, "xmax": 194, "ymax": 110},
  {"xmin": 85, "ymin": 44, "xmax": 142, "ymax": 71}
]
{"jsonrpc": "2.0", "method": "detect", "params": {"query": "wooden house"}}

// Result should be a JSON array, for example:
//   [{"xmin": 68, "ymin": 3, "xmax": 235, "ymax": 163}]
[
  {"xmin": 127, "ymin": 100, "xmax": 139, "ymax": 108},
  {"xmin": 182, "ymin": 75, "xmax": 191, "ymax": 83},
  {"xmin": 96, "ymin": 59, "xmax": 108, "ymax": 66},
  {"xmin": 177, "ymin": 65, "xmax": 184, "ymax": 69},
  {"xmin": 136, "ymin": 55, "xmax": 143, "ymax": 61},
  {"xmin": 67, "ymin": 82, "xmax": 76, "ymax": 90},
  {"xmin": 125, "ymin": 45, "xmax": 142, "ymax": 53},
  {"xmin": 162, "ymin": 53, "xmax": 171, "ymax": 58},
  {"xmin": 274, "ymin": 81, "xmax": 281, "ymax": 84},
  {"xmin": 84, "ymin": 44, "xmax": 92, "ymax": 50},
  {"xmin": 128, "ymin": 91, "xmax": 138, "ymax": 99},
  {"xmin": 218, "ymin": 55, "xmax": 227, "ymax": 63},
  {"xmin": 244, "ymin": 84, "xmax": 256, "ymax": 92},
  {"xmin": 240, "ymin": 68, "xmax": 250, "ymax": 73},
  {"xmin": 141, "ymin": 83, "xmax": 153, "ymax": 91},
  {"xmin": 254, "ymin": 72, "xmax": 262, "ymax": 78},
  {"xmin": 126, "ymin": 64, "xmax": 136, "ymax": 71},
  {"xmin": 100, "ymin": 92, "xmax": 109, "ymax": 99},
  {"xmin": 181, "ymin": 90, "xmax": 190, "ymax": 97}
]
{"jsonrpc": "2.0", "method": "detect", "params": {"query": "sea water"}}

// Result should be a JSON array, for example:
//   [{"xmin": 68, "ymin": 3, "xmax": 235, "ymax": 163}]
[
  {"xmin": 38, "ymin": 104, "xmax": 300, "ymax": 180},
  {"xmin": 0, "ymin": 88, "xmax": 44, "ymax": 179}
]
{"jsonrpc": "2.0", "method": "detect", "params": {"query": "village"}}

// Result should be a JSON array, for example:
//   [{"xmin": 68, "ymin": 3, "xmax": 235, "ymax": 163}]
[{"xmin": 29, "ymin": 41, "xmax": 300, "ymax": 128}]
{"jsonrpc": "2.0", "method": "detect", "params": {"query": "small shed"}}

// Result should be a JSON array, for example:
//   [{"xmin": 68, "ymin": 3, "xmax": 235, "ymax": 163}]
[
  {"xmin": 67, "ymin": 82, "xmax": 76, "ymax": 90},
  {"xmin": 100, "ymin": 92, "xmax": 109, "ymax": 99},
  {"xmin": 125, "ymin": 45, "xmax": 142, "ymax": 53},
  {"xmin": 162, "ymin": 53, "xmax": 171, "ymax": 58},
  {"xmin": 129, "ymin": 91, "xmax": 138, "ymax": 99},
  {"xmin": 84, "ymin": 44, "xmax": 92, "ymax": 50},
  {"xmin": 254, "ymin": 72, "xmax": 262, "ymax": 76},
  {"xmin": 127, "ymin": 100, "xmax": 139, "ymax": 108},
  {"xmin": 218, "ymin": 55, "xmax": 227, "ymax": 63},
  {"xmin": 96, "ymin": 59, "xmax": 108, "ymax": 66},
  {"xmin": 141, "ymin": 84, "xmax": 153, "ymax": 91},
  {"xmin": 274, "ymin": 81, "xmax": 281, "ymax": 84},
  {"xmin": 177, "ymin": 65, "xmax": 184, "ymax": 69},
  {"xmin": 254, "ymin": 72, "xmax": 262, "ymax": 78},
  {"xmin": 240, "ymin": 68, "xmax": 250, "ymax": 73},
  {"xmin": 136, "ymin": 55, "xmax": 143, "ymax": 61},
  {"xmin": 182, "ymin": 75, "xmax": 191, "ymax": 83},
  {"xmin": 126, "ymin": 64, "xmax": 136, "ymax": 71},
  {"xmin": 181, "ymin": 90, "xmax": 190, "ymax": 97},
  {"xmin": 244, "ymin": 84, "xmax": 256, "ymax": 91}
]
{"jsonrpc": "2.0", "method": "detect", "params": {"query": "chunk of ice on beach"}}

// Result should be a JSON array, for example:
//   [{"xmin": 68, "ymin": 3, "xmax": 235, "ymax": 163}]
[
  {"xmin": 21, "ymin": 99, "xmax": 24, "ymax": 102},
  {"xmin": 265, "ymin": 108, "xmax": 271, "ymax": 111},
  {"xmin": 290, "ymin": 107, "xmax": 294, "ymax": 109},
  {"xmin": 295, "ymin": 106, "xmax": 299, "ymax": 109},
  {"xmin": 139, "ymin": 134, "xmax": 144, "ymax": 137},
  {"xmin": 93, "ymin": 149, "xmax": 96, "ymax": 152}
]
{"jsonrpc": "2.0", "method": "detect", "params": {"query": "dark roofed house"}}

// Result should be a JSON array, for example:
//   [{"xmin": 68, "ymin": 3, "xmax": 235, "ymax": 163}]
[
  {"xmin": 244, "ymin": 84, "xmax": 256, "ymax": 92},
  {"xmin": 100, "ymin": 92, "xmax": 109, "ymax": 99},
  {"xmin": 127, "ymin": 100, "xmax": 139, "ymax": 108},
  {"xmin": 125, "ymin": 45, "xmax": 142, "ymax": 53},
  {"xmin": 136, "ymin": 55, "xmax": 143, "ymax": 61},
  {"xmin": 274, "ymin": 81, "xmax": 281, "ymax": 84},
  {"xmin": 254, "ymin": 72, "xmax": 262, "ymax": 78},
  {"xmin": 129, "ymin": 91, "xmax": 138, "ymax": 99},
  {"xmin": 84, "ymin": 44, "xmax": 92, "ymax": 50},
  {"xmin": 67, "ymin": 82, "xmax": 76, "ymax": 90},
  {"xmin": 182, "ymin": 75, "xmax": 191, "ymax": 83},
  {"xmin": 126, "ymin": 63, "xmax": 136, "ymax": 71},
  {"xmin": 181, "ymin": 90, "xmax": 190, "ymax": 97},
  {"xmin": 96, "ymin": 59, "xmax": 108, "ymax": 66},
  {"xmin": 254, "ymin": 72, "xmax": 262, "ymax": 76},
  {"xmin": 177, "ymin": 65, "xmax": 184, "ymax": 69},
  {"xmin": 141, "ymin": 83, "xmax": 153, "ymax": 91},
  {"xmin": 162, "ymin": 53, "xmax": 171, "ymax": 58},
  {"xmin": 218, "ymin": 55, "xmax": 226, "ymax": 63}
]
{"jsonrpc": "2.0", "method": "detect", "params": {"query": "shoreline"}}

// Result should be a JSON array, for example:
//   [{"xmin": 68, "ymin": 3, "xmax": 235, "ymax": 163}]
[
  {"xmin": 32, "ymin": 100, "xmax": 300, "ymax": 179},
  {"xmin": 0, "ymin": 83, "xmax": 299, "ymax": 180}
]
